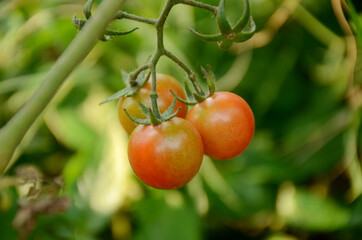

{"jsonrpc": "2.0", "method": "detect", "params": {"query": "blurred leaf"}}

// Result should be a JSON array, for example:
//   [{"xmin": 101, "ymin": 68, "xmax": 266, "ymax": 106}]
[
  {"xmin": 277, "ymin": 183, "xmax": 351, "ymax": 231},
  {"xmin": 133, "ymin": 198, "xmax": 201, "ymax": 240}
]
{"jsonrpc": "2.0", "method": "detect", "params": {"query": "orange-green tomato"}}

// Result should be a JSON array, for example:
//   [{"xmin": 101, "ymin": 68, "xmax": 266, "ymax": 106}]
[
  {"xmin": 186, "ymin": 92, "xmax": 255, "ymax": 160},
  {"xmin": 128, "ymin": 117, "xmax": 204, "ymax": 189},
  {"xmin": 118, "ymin": 73, "xmax": 188, "ymax": 135}
]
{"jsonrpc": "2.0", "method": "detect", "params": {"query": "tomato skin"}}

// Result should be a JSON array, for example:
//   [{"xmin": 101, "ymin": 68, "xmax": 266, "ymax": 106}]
[
  {"xmin": 118, "ymin": 73, "xmax": 188, "ymax": 135},
  {"xmin": 128, "ymin": 117, "xmax": 204, "ymax": 189},
  {"xmin": 186, "ymin": 92, "xmax": 254, "ymax": 160}
]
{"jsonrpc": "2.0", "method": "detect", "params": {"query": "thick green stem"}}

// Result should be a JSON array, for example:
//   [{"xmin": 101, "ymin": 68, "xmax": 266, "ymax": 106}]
[{"xmin": 0, "ymin": 0, "xmax": 126, "ymax": 173}]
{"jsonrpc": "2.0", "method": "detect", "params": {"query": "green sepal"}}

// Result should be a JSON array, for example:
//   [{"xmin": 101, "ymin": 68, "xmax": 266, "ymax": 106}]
[
  {"xmin": 233, "ymin": 31, "xmax": 254, "ymax": 42},
  {"xmin": 233, "ymin": 17, "xmax": 256, "ymax": 42},
  {"xmin": 193, "ymin": 92, "xmax": 206, "ymax": 102},
  {"xmin": 124, "ymin": 109, "xmax": 150, "ymax": 125},
  {"xmin": 232, "ymin": 0, "xmax": 251, "ymax": 32},
  {"xmin": 149, "ymin": 109, "xmax": 162, "ymax": 125},
  {"xmin": 184, "ymin": 81, "xmax": 196, "ymax": 102},
  {"xmin": 99, "ymin": 70, "xmax": 149, "ymax": 105},
  {"xmin": 121, "ymin": 70, "xmax": 129, "ymax": 85},
  {"xmin": 104, "ymin": 27, "xmax": 139, "ymax": 37},
  {"xmin": 161, "ymin": 96, "xmax": 177, "ymax": 118},
  {"xmin": 99, "ymin": 88, "xmax": 129, "ymax": 105},
  {"xmin": 217, "ymin": 0, "xmax": 232, "ymax": 34},
  {"xmin": 201, "ymin": 65, "xmax": 216, "ymax": 96},
  {"xmin": 170, "ymin": 90, "xmax": 197, "ymax": 105},
  {"xmin": 138, "ymin": 101, "xmax": 151, "ymax": 117},
  {"xmin": 163, "ymin": 108, "xmax": 181, "ymax": 121},
  {"xmin": 137, "ymin": 70, "xmax": 150, "ymax": 87},
  {"xmin": 217, "ymin": 40, "xmax": 233, "ymax": 50},
  {"xmin": 83, "ymin": 0, "xmax": 94, "ymax": 19},
  {"xmin": 188, "ymin": 28, "xmax": 223, "ymax": 42},
  {"xmin": 72, "ymin": 17, "xmax": 138, "ymax": 41}
]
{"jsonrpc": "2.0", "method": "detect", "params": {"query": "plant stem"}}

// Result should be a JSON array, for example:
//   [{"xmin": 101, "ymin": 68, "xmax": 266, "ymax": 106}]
[
  {"xmin": 147, "ymin": 0, "xmax": 177, "ymax": 119},
  {"xmin": 129, "ymin": 64, "xmax": 150, "ymax": 86},
  {"xmin": 115, "ymin": 11, "xmax": 157, "ymax": 26},
  {"xmin": 0, "ymin": 0, "xmax": 127, "ymax": 174},
  {"xmin": 164, "ymin": 50, "xmax": 203, "ymax": 94},
  {"xmin": 179, "ymin": 0, "xmax": 218, "ymax": 15},
  {"xmin": 134, "ymin": 0, "xmax": 211, "ymax": 116}
]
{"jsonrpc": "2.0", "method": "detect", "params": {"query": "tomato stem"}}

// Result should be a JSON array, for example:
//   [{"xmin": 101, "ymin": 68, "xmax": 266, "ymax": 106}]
[
  {"xmin": 178, "ymin": 0, "xmax": 217, "ymax": 15},
  {"xmin": 115, "ymin": 11, "xmax": 157, "ymax": 26},
  {"xmin": 164, "ymin": 50, "xmax": 204, "ymax": 95},
  {"xmin": 129, "ymin": 64, "xmax": 150, "ymax": 87}
]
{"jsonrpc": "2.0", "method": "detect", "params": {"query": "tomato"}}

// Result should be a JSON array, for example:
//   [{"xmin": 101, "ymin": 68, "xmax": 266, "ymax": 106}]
[
  {"xmin": 186, "ymin": 92, "xmax": 254, "ymax": 160},
  {"xmin": 118, "ymin": 73, "xmax": 188, "ymax": 135},
  {"xmin": 128, "ymin": 117, "xmax": 204, "ymax": 189}
]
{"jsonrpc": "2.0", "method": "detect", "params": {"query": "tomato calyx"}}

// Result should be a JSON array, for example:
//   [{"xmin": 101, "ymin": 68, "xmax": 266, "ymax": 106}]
[
  {"xmin": 100, "ymin": 70, "xmax": 150, "ymax": 105},
  {"xmin": 171, "ymin": 65, "xmax": 216, "ymax": 105},
  {"xmin": 72, "ymin": 0, "xmax": 138, "ymax": 41},
  {"xmin": 124, "ymin": 96, "xmax": 181, "ymax": 125},
  {"xmin": 188, "ymin": 0, "xmax": 256, "ymax": 50}
]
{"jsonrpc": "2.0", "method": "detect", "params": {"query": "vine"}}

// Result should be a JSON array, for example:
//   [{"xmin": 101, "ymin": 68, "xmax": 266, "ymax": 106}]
[
  {"xmin": 0, "ymin": 0, "xmax": 255, "ymax": 173},
  {"xmin": 77, "ymin": 0, "xmax": 256, "ymax": 124}
]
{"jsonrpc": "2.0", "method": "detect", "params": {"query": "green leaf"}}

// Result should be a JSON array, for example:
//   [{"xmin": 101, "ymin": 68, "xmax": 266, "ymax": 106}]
[
  {"xmin": 277, "ymin": 184, "xmax": 351, "ymax": 231},
  {"xmin": 133, "ymin": 198, "xmax": 201, "ymax": 240}
]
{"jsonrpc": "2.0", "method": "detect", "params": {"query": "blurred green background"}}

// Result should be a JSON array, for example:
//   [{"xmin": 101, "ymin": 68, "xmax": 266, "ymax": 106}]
[{"xmin": 0, "ymin": 0, "xmax": 362, "ymax": 239}]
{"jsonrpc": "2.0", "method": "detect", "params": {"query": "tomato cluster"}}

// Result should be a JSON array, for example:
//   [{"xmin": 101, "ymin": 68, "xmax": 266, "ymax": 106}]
[{"xmin": 118, "ymin": 73, "xmax": 255, "ymax": 189}]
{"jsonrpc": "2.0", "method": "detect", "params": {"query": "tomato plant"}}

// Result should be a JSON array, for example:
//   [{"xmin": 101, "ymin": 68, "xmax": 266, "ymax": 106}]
[
  {"xmin": 118, "ymin": 73, "xmax": 187, "ymax": 135},
  {"xmin": 128, "ymin": 117, "xmax": 204, "ymax": 189},
  {"xmin": 186, "ymin": 91, "xmax": 254, "ymax": 160}
]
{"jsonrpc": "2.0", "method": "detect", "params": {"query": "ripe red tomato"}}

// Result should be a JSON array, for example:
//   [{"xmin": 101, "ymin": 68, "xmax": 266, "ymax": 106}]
[
  {"xmin": 128, "ymin": 117, "xmax": 204, "ymax": 189},
  {"xmin": 186, "ymin": 92, "xmax": 254, "ymax": 160},
  {"xmin": 118, "ymin": 73, "xmax": 188, "ymax": 135}
]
